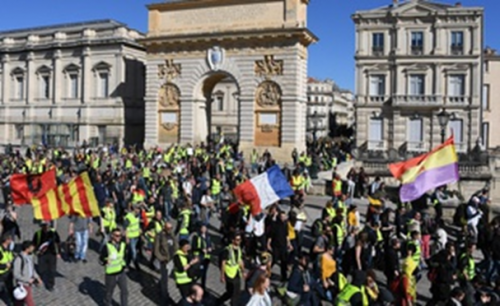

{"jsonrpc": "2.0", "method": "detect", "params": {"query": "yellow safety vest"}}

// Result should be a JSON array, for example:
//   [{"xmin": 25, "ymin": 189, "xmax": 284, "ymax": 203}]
[
  {"xmin": 376, "ymin": 229, "xmax": 383, "ymax": 242},
  {"xmin": 0, "ymin": 247, "xmax": 13, "ymax": 275},
  {"xmin": 193, "ymin": 234, "xmax": 211, "ymax": 259},
  {"xmin": 125, "ymin": 159, "xmax": 133, "ymax": 169},
  {"xmin": 102, "ymin": 207, "xmax": 116, "ymax": 231},
  {"xmin": 92, "ymin": 157, "xmax": 100, "ymax": 169},
  {"xmin": 105, "ymin": 242, "xmax": 126, "ymax": 274},
  {"xmin": 291, "ymin": 176, "xmax": 303, "ymax": 191},
  {"xmin": 132, "ymin": 191, "xmax": 145, "ymax": 204},
  {"xmin": 174, "ymin": 250, "xmax": 192, "ymax": 285},
  {"xmin": 143, "ymin": 167, "xmax": 151, "ymax": 179},
  {"xmin": 170, "ymin": 181, "xmax": 179, "ymax": 199},
  {"xmin": 179, "ymin": 210, "xmax": 191, "ymax": 235},
  {"xmin": 338, "ymin": 272, "xmax": 348, "ymax": 292},
  {"xmin": 211, "ymin": 179, "xmax": 221, "ymax": 196},
  {"xmin": 325, "ymin": 207, "xmax": 336, "ymax": 219},
  {"xmin": 331, "ymin": 157, "xmax": 338, "ymax": 168},
  {"xmin": 125, "ymin": 213, "xmax": 140, "ymax": 239},
  {"xmin": 251, "ymin": 152, "xmax": 258, "ymax": 163},
  {"xmin": 224, "ymin": 246, "xmax": 242, "ymax": 279},
  {"xmin": 146, "ymin": 220, "xmax": 164, "ymax": 242},
  {"xmin": 332, "ymin": 223, "xmax": 344, "ymax": 246},
  {"xmin": 461, "ymin": 253, "xmax": 476, "ymax": 280},
  {"xmin": 337, "ymin": 200, "xmax": 346, "ymax": 216},
  {"xmin": 408, "ymin": 241, "xmax": 421, "ymax": 264},
  {"xmin": 336, "ymin": 284, "xmax": 368, "ymax": 306},
  {"xmin": 334, "ymin": 180, "xmax": 342, "ymax": 195}
]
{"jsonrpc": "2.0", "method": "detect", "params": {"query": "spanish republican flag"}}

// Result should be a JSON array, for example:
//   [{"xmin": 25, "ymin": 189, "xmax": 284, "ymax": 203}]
[
  {"xmin": 388, "ymin": 136, "xmax": 459, "ymax": 202},
  {"xmin": 10, "ymin": 168, "xmax": 57, "ymax": 205},
  {"xmin": 32, "ymin": 172, "xmax": 100, "ymax": 221}
]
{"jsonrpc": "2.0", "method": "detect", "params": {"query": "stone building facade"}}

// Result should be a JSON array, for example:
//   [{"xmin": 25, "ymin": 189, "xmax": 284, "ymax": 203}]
[
  {"xmin": 483, "ymin": 47, "xmax": 500, "ymax": 149},
  {"xmin": 141, "ymin": 0, "xmax": 317, "ymax": 160},
  {"xmin": 0, "ymin": 20, "xmax": 146, "ymax": 148},
  {"xmin": 210, "ymin": 77, "xmax": 239, "ymax": 140},
  {"xmin": 306, "ymin": 78, "xmax": 354, "ymax": 138},
  {"xmin": 353, "ymin": 0, "xmax": 484, "ymax": 154}
]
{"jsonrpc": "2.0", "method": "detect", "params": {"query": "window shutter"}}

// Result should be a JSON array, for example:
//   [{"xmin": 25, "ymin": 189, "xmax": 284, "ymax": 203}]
[{"xmin": 449, "ymin": 120, "xmax": 463, "ymax": 143}]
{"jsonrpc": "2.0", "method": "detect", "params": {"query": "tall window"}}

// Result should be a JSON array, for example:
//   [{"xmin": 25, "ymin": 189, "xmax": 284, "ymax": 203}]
[
  {"xmin": 409, "ymin": 74, "xmax": 425, "ymax": 95},
  {"xmin": 483, "ymin": 84, "xmax": 490, "ymax": 110},
  {"xmin": 451, "ymin": 31, "xmax": 464, "ymax": 53},
  {"xmin": 69, "ymin": 74, "xmax": 78, "ymax": 99},
  {"xmin": 482, "ymin": 122, "xmax": 489, "ymax": 148},
  {"xmin": 408, "ymin": 117, "xmax": 423, "ymax": 149},
  {"xmin": 98, "ymin": 72, "xmax": 109, "ymax": 98},
  {"xmin": 369, "ymin": 75, "xmax": 385, "ymax": 96},
  {"xmin": 40, "ymin": 75, "xmax": 50, "ymax": 99},
  {"xmin": 449, "ymin": 119, "xmax": 463, "ymax": 148},
  {"xmin": 15, "ymin": 76, "xmax": 24, "ymax": 100},
  {"xmin": 368, "ymin": 117, "xmax": 383, "ymax": 149},
  {"xmin": 448, "ymin": 75, "xmax": 465, "ymax": 97},
  {"xmin": 372, "ymin": 33, "xmax": 384, "ymax": 53},
  {"xmin": 411, "ymin": 32, "xmax": 424, "ymax": 53},
  {"xmin": 216, "ymin": 96, "xmax": 224, "ymax": 111}
]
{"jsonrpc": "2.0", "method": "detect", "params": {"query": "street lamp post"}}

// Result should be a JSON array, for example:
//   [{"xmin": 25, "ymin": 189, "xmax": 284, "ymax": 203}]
[{"xmin": 436, "ymin": 109, "xmax": 450, "ymax": 144}]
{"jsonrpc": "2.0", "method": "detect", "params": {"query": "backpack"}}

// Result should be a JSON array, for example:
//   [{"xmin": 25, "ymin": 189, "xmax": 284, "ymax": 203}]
[
  {"xmin": 311, "ymin": 219, "xmax": 323, "ymax": 238},
  {"xmin": 453, "ymin": 203, "xmax": 468, "ymax": 226}
]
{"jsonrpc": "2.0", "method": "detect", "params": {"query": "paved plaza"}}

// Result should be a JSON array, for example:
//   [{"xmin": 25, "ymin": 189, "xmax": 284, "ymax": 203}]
[{"xmin": 16, "ymin": 195, "xmax": 437, "ymax": 306}]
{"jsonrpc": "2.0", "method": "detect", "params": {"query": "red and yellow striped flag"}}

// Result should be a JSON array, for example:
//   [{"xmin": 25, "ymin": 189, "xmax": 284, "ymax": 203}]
[{"xmin": 32, "ymin": 172, "xmax": 100, "ymax": 221}]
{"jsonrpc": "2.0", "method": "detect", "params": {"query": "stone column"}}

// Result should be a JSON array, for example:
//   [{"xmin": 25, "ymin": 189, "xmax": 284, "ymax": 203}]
[
  {"xmin": 81, "ymin": 47, "xmax": 91, "ymax": 104},
  {"xmin": 144, "ymin": 61, "xmax": 160, "ymax": 147},
  {"xmin": 1, "ymin": 55, "xmax": 9, "ymax": 104},
  {"xmin": 26, "ymin": 52, "xmax": 34, "ymax": 105},
  {"xmin": 189, "ymin": 98, "xmax": 206, "ymax": 144},
  {"xmin": 52, "ymin": 50, "xmax": 61, "ymax": 104}
]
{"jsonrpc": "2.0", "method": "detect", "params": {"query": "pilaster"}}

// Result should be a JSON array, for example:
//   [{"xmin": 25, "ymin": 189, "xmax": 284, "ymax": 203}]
[
  {"xmin": 26, "ymin": 52, "xmax": 34, "ymax": 105},
  {"xmin": 52, "ymin": 50, "xmax": 61, "ymax": 104},
  {"xmin": 1, "ymin": 55, "xmax": 9, "ymax": 104},
  {"xmin": 115, "ymin": 48, "xmax": 125, "ymax": 97},
  {"xmin": 81, "ymin": 47, "xmax": 91, "ymax": 103}
]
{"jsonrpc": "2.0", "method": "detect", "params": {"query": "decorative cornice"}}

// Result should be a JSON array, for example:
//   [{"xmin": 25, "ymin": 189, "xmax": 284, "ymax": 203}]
[{"xmin": 140, "ymin": 28, "xmax": 318, "ymax": 48}]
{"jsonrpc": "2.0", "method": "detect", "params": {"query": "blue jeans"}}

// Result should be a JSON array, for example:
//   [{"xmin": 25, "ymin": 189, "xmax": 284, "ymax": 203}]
[
  {"xmin": 164, "ymin": 200, "xmax": 172, "ymax": 221},
  {"xmin": 75, "ymin": 230, "xmax": 89, "ymax": 260},
  {"xmin": 128, "ymin": 237, "xmax": 139, "ymax": 263}
]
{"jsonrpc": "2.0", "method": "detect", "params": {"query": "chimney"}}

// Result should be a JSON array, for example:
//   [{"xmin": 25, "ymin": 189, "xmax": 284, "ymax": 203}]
[{"xmin": 455, "ymin": 2, "xmax": 462, "ymax": 7}]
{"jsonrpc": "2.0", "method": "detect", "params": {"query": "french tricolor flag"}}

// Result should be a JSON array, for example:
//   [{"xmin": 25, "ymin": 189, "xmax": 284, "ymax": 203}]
[{"xmin": 234, "ymin": 165, "xmax": 294, "ymax": 215}]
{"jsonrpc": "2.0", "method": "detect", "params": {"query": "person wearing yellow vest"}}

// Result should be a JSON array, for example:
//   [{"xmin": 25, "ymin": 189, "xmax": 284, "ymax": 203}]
[
  {"xmin": 100, "ymin": 200, "xmax": 117, "ymax": 251},
  {"xmin": 459, "ymin": 242, "xmax": 476, "ymax": 306},
  {"xmin": 131, "ymin": 186, "xmax": 146, "ymax": 205},
  {"xmin": 335, "ymin": 270, "xmax": 369, "ymax": 306},
  {"xmin": 407, "ymin": 230, "xmax": 422, "ymax": 267},
  {"xmin": 191, "ymin": 223, "xmax": 212, "ymax": 290},
  {"xmin": 176, "ymin": 205, "xmax": 192, "ymax": 242},
  {"xmin": 218, "ymin": 232, "xmax": 245, "ymax": 306},
  {"xmin": 290, "ymin": 169, "xmax": 305, "ymax": 194},
  {"xmin": 145, "ymin": 210, "xmax": 164, "ymax": 269},
  {"xmin": 99, "ymin": 228, "xmax": 128, "ymax": 306},
  {"xmin": 124, "ymin": 205, "xmax": 142, "ymax": 270},
  {"xmin": 332, "ymin": 174, "xmax": 343, "ymax": 202},
  {"xmin": 250, "ymin": 149, "xmax": 259, "ymax": 174},
  {"xmin": 332, "ymin": 216, "xmax": 345, "ymax": 260},
  {"xmin": 210, "ymin": 174, "xmax": 222, "ymax": 208},
  {"xmin": 173, "ymin": 239, "xmax": 198, "ymax": 298},
  {"xmin": 401, "ymin": 243, "xmax": 418, "ymax": 305},
  {"xmin": 0, "ymin": 234, "xmax": 14, "ymax": 304}
]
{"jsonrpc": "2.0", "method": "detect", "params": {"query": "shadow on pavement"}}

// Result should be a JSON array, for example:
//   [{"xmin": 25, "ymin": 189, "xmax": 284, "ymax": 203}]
[{"xmin": 78, "ymin": 276, "xmax": 106, "ymax": 306}]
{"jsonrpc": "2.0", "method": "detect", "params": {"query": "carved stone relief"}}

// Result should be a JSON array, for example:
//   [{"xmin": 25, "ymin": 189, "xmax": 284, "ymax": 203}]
[
  {"xmin": 159, "ymin": 83, "xmax": 180, "ymax": 108},
  {"xmin": 256, "ymin": 81, "xmax": 281, "ymax": 107},
  {"xmin": 255, "ymin": 55, "xmax": 283, "ymax": 77},
  {"xmin": 158, "ymin": 59, "xmax": 181, "ymax": 81}
]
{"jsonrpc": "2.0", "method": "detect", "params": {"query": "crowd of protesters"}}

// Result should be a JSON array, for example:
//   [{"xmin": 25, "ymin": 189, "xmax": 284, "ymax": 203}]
[{"xmin": 0, "ymin": 139, "xmax": 495, "ymax": 306}]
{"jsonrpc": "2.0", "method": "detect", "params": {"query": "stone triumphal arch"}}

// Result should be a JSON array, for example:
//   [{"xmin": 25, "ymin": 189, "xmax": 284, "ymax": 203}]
[{"xmin": 141, "ymin": 0, "xmax": 317, "ymax": 160}]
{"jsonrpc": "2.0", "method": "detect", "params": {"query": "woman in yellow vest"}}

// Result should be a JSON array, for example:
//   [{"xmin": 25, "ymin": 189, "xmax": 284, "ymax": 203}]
[
  {"xmin": 173, "ymin": 240, "xmax": 198, "ymax": 298},
  {"xmin": 401, "ymin": 243, "xmax": 418, "ymax": 306}
]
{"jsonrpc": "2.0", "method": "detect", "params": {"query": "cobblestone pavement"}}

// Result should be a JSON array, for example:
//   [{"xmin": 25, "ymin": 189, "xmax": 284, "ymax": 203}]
[{"xmin": 17, "ymin": 195, "xmax": 437, "ymax": 306}]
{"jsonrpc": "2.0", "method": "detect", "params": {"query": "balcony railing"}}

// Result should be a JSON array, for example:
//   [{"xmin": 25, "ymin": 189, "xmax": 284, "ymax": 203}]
[
  {"xmin": 372, "ymin": 46, "xmax": 384, "ymax": 56},
  {"xmin": 451, "ymin": 45, "xmax": 464, "ymax": 55},
  {"xmin": 392, "ymin": 95, "xmax": 442, "ymax": 106},
  {"xmin": 445, "ymin": 96, "xmax": 470, "ymax": 104},
  {"xmin": 407, "ymin": 141, "xmax": 426, "ymax": 152},
  {"xmin": 411, "ymin": 46, "xmax": 423, "ymax": 55},
  {"xmin": 455, "ymin": 142, "xmax": 467, "ymax": 153},
  {"xmin": 368, "ymin": 95, "xmax": 388, "ymax": 103},
  {"xmin": 368, "ymin": 140, "xmax": 385, "ymax": 151}
]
